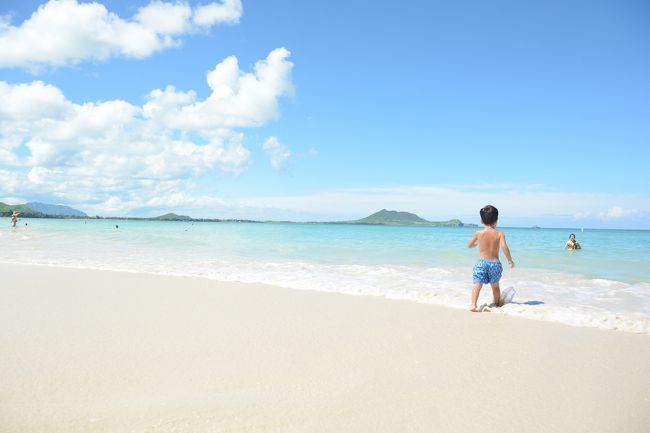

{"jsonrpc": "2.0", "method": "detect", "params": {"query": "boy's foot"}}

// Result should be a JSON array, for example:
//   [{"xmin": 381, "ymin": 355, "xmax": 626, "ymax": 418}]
[{"xmin": 469, "ymin": 306, "xmax": 479, "ymax": 312}]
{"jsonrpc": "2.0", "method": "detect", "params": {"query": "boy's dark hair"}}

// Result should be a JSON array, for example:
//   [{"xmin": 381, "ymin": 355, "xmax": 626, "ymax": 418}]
[{"xmin": 480, "ymin": 205, "xmax": 499, "ymax": 225}]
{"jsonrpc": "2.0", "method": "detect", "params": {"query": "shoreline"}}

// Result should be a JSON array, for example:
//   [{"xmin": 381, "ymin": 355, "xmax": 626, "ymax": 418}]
[
  {"xmin": 2, "ymin": 257, "xmax": 649, "ymax": 335},
  {"xmin": 1, "ymin": 263, "xmax": 649, "ymax": 433}
]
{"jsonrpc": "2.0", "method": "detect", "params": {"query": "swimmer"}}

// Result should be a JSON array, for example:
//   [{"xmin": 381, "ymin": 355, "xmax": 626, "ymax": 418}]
[
  {"xmin": 10, "ymin": 211, "xmax": 19, "ymax": 227},
  {"xmin": 565, "ymin": 233, "xmax": 581, "ymax": 250}
]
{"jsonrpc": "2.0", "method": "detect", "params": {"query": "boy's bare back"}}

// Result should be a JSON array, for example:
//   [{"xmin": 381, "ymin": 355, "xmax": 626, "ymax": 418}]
[{"xmin": 468, "ymin": 226, "xmax": 514, "ymax": 265}]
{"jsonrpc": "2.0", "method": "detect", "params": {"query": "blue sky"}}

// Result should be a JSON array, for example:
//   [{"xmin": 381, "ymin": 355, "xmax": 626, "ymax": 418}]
[{"xmin": 0, "ymin": 0, "xmax": 649, "ymax": 228}]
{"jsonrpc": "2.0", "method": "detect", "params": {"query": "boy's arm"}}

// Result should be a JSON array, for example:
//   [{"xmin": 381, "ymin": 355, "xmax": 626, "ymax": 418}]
[
  {"xmin": 500, "ymin": 233, "xmax": 515, "ymax": 267},
  {"xmin": 468, "ymin": 232, "xmax": 479, "ymax": 248}
]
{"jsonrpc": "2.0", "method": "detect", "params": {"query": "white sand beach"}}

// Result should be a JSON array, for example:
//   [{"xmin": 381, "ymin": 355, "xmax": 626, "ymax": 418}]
[{"xmin": 1, "ymin": 263, "xmax": 649, "ymax": 433}]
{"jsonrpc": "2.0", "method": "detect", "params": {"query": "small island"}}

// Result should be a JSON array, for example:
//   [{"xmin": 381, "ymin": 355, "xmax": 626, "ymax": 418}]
[
  {"xmin": 153, "ymin": 213, "xmax": 192, "ymax": 221},
  {"xmin": 344, "ymin": 209, "xmax": 475, "ymax": 227}
]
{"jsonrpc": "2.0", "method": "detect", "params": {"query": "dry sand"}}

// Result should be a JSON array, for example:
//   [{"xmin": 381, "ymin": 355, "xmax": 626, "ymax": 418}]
[{"xmin": 1, "ymin": 263, "xmax": 649, "ymax": 433}]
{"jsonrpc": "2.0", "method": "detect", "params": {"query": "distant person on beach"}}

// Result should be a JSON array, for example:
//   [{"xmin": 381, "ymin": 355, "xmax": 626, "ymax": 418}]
[
  {"xmin": 565, "ymin": 233, "xmax": 581, "ymax": 250},
  {"xmin": 10, "ymin": 211, "xmax": 19, "ymax": 227},
  {"xmin": 467, "ymin": 205, "xmax": 515, "ymax": 312}
]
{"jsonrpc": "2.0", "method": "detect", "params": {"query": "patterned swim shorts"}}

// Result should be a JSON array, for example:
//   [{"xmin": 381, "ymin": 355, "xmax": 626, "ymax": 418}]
[{"xmin": 472, "ymin": 259, "xmax": 503, "ymax": 284}]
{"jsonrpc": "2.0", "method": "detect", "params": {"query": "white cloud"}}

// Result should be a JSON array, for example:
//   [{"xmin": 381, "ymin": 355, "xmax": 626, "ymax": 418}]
[
  {"xmin": 144, "ymin": 192, "xmax": 225, "ymax": 208},
  {"xmin": 573, "ymin": 211, "xmax": 591, "ymax": 219},
  {"xmin": 194, "ymin": 0, "xmax": 243, "ymax": 26},
  {"xmin": 0, "ymin": 80, "xmax": 72, "ymax": 121},
  {"xmin": 0, "ymin": 48, "xmax": 293, "ymax": 214},
  {"xmin": 0, "ymin": 170, "xmax": 22, "ymax": 193},
  {"xmin": 603, "ymin": 206, "xmax": 637, "ymax": 220},
  {"xmin": 0, "ymin": 0, "xmax": 243, "ymax": 70},
  {"xmin": 0, "ymin": 134, "xmax": 21, "ymax": 165},
  {"xmin": 262, "ymin": 136, "xmax": 291, "ymax": 170},
  {"xmin": 135, "ymin": 1, "xmax": 193, "ymax": 35},
  {"xmin": 143, "ymin": 47, "xmax": 294, "ymax": 130}
]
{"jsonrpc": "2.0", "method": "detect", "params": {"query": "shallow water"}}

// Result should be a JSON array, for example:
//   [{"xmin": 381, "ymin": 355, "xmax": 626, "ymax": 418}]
[{"xmin": 3, "ymin": 218, "xmax": 649, "ymax": 333}]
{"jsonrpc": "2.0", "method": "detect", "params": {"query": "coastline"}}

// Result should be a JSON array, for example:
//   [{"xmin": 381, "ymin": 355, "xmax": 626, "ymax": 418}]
[{"xmin": 1, "ymin": 263, "xmax": 649, "ymax": 433}]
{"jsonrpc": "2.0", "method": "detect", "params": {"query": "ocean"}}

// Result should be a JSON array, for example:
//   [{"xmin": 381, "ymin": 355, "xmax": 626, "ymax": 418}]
[{"xmin": 3, "ymin": 218, "xmax": 650, "ymax": 333}]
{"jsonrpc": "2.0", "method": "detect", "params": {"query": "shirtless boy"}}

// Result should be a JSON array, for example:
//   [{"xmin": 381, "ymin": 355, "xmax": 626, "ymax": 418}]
[{"xmin": 467, "ymin": 205, "xmax": 515, "ymax": 312}]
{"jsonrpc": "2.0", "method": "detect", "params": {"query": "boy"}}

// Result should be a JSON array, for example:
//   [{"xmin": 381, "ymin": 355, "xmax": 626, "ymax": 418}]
[{"xmin": 467, "ymin": 205, "xmax": 514, "ymax": 312}]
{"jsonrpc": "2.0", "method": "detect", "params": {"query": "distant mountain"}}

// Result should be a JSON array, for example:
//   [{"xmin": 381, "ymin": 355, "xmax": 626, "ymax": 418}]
[
  {"xmin": 350, "ymin": 209, "xmax": 472, "ymax": 227},
  {"xmin": 26, "ymin": 202, "xmax": 87, "ymax": 217},
  {"xmin": 354, "ymin": 209, "xmax": 430, "ymax": 225},
  {"xmin": 0, "ymin": 202, "xmax": 44, "ymax": 218},
  {"xmin": 153, "ymin": 213, "xmax": 191, "ymax": 221}
]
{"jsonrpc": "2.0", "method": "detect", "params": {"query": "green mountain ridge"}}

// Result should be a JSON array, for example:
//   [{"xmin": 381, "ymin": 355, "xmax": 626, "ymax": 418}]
[
  {"xmin": 153, "ymin": 213, "xmax": 191, "ymax": 221},
  {"xmin": 0, "ymin": 202, "xmax": 45, "ymax": 218},
  {"xmin": 26, "ymin": 202, "xmax": 87, "ymax": 217},
  {"xmin": 350, "ymin": 209, "xmax": 471, "ymax": 227},
  {"xmin": 1, "ymin": 202, "xmax": 89, "ymax": 218}
]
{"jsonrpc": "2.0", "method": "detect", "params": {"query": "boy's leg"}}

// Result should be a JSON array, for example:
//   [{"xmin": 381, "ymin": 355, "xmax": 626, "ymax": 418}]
[
  {"xmin": 470, "ymin": 283, "xmax": 483, "ymax": 311},
  {"xmin": 490, "ymin": 283, "xmax": 501, "ymax": 307}
]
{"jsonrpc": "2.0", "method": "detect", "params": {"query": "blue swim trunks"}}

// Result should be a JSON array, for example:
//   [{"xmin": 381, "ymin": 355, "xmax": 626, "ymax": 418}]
[{"xmin": 472, "ymin": 259, "xmax": 503, "ymax": 284}]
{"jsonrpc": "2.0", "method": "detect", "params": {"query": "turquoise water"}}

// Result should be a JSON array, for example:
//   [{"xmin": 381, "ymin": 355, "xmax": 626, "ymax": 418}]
[{"xmin": 3, "ymin": 218, "xmax": 650, "ymax": 333}]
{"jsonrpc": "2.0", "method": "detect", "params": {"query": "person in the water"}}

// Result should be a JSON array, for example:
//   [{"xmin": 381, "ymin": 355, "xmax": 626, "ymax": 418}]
[
  {"xmin": 10, "ymin": 211, "xmax": 19, "ymax": 227},
  {"xmin": 565, "ymin": 233, "xmax": 581, "ymax": 250}
]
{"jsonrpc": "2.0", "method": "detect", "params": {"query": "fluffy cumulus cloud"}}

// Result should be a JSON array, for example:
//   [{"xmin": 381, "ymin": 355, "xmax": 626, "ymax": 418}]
[
  {"xmin": 0, "ymin": 0, "xmax": 243, "ymax": 70},
  {"xmin": 143, "ymin": 48, "xmax": 293, "ymax": 130},
  {"xmin": 0, "ymin": 48, "xmax": 293, "ymax": 214},
  {"xmin": 262, "ymin": 136, "xmax": 291, "ymax": 170},
  {"xmin": 194, "ymin": 0, "xmax": 242, "ymax": 26}
]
